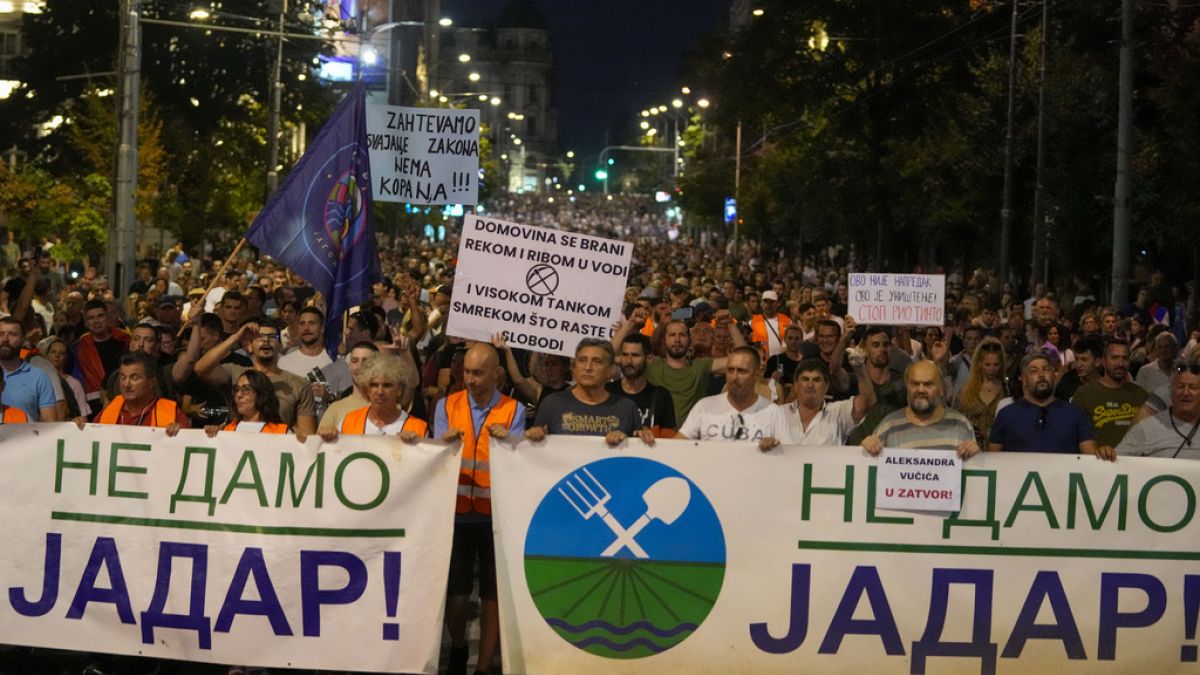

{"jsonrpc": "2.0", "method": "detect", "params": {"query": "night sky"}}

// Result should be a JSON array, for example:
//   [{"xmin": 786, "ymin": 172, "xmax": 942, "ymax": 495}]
[{"xmin": 442, "ymin": 0, "xmax": 729, "ymax": 161}]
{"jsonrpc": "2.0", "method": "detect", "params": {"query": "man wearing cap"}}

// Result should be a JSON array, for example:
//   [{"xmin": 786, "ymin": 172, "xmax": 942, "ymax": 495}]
[
  {"xmin": 751, "ymin": 290, "xmax": 792, "ymax": 359},
  {"xmin": 153, "ymin": 295, "xmax": 183, "ymax": 335},
  {"xmin": 427, "ymin": 284, "xmax": 452, "ymax": 336}
]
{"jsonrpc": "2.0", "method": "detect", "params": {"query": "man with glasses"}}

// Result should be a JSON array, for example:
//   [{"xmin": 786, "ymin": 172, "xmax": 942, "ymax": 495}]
[
  {"xmin": 1107, "ymin": 362, "xmax": 1200, "ymax": 460},
  {"xmin": 193, "ymin": 318, "xmax": 316, "ymax": 435},
  {"xmin": 988, "ymin": 353, "xmax": 1098, "ymax": 454},
  {"xmin": 676, "ymin": 346, "xmax": 794, "ymax": 451}
]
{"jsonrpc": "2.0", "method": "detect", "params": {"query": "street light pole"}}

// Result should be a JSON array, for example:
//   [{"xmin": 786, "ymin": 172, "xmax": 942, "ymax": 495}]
[
  {"xmin": 1111, "ymin": 0, "xmax": 1133, "ymax": 306},
  {"xmin": 265, "ymin": 0, "xmax": 287, "ymax": 197},
  {"xmin": 998, "ymin": 0, "xmax": 1019, "ymax": 290},
  {"xmin": 111, "ymin": 0, "xmax": 140, "ymax": 292}
]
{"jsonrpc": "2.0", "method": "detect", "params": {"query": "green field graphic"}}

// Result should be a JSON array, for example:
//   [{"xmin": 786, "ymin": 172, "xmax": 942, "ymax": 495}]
[{"xmin": 525, "ymin": 555, "xmax": 725, "ymax": 659}]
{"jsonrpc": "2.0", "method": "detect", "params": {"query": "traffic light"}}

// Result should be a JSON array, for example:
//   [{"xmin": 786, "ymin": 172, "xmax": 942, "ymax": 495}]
[{"xmin": 594, "ymin": 169, "xmax": 608, "ymax": 180}]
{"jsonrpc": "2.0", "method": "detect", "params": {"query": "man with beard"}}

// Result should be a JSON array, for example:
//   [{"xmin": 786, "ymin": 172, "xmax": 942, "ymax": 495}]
[
  {"xmin": 846, "ymin": 326, "xmax": 909, "ymax": 444},
  {"xmin": 988, "ymin": 353, "xmax": 1098, "ymax": 454},
  {"xmin": 677, "ymin": 346, "xmax": 794, "ymax": 450},
  {"xmin": 607, "ymin": 333, "xmax": 676, "ymax": 437},
  {"xmin": 279, "ymin": 306, "xmax": 335, "ymax": 416},
  {"xmin": 861, "ymin": 360, "xmax": 979, "ymax": 459},
  {"xmin": 615, "ymin": 316, "xmax": 746, "ymax": 424},
  {"xmin": 0, "ymin": 317, "xmax": 57, "ymax": 421},
  {"xmin": 194, "ymin": 318, "xmax": 317, "ymax": 435},
  {"xmin": 1071, "ymin": 339, "xmax": 1147, "ymax": 448}
]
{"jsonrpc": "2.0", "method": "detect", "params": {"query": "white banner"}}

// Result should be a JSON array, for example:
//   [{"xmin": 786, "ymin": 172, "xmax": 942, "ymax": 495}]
[
  {"xmin": 365, "ymin": 104, "xmax": 480, "ymax": 205},
  {"xmin": 0, "ymin": 423, "xmax": 460, "ymax": 674},
  {"xmin": 848, "ymin": 273, "xmax": 946, "ymax": 326},
  {"xmin": 492, "ymin": 438, "xmax": 1200, "ymax": 674},
  {"xmin": 876, "ymin": 448, "xmax": 962, "ymax": 512},
  {"xmin": 447, "ymin": 215, "xmax": 632, "ymax": 357}
]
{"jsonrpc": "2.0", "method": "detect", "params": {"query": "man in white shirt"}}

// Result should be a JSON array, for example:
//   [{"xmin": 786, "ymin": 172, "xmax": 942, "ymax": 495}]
[
  {"xmin": 279, "ymin": 306, "xmax": 333, "ymax": 377},
  {"xmin": 1135, "ymin": 331, "xmax": 1180, "ymax": 393},
  {"xmin": 677, "ymin": 346, "xmax": 795, "ymax": 451},
  {"xmin": 786, "ymin": 358, "xmax": 876, "ymax": 446}
]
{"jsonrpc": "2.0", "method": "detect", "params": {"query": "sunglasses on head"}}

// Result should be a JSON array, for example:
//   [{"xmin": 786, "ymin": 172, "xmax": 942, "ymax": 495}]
[{"xmin": 1175, "ymin": 364, "xmax": 1200, "ymax": 375}]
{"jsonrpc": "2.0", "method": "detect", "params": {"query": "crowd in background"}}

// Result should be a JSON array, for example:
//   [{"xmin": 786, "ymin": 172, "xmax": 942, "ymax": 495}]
[{"xmin": 1, "ymin": 192, "xmax": 1199, "ymax": 674}]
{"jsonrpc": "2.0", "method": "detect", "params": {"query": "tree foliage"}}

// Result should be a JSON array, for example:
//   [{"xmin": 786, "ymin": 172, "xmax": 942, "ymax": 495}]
[{"xmin": 679, "ymin": 0, "xmax": 1200, "ymax": 287}]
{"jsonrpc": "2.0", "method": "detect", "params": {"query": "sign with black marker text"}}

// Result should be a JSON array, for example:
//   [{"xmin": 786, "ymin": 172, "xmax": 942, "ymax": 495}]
[
  {"xmin": 365, "ymin": 104, "xmax": 479, "ymax": 205},
  {"xmin": 848, "ymin": 273, "xmax": 946, "ymax": 327},
  {"xmin": 876, "ymin": 448, "xmax": 962, "ymax": 512},
  {"xmin": 447, "ymin": 215, "xmax": 632, "ymax": 357}
]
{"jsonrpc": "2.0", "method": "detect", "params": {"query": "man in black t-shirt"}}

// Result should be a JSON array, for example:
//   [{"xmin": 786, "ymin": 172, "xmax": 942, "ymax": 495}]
[
  {"xmin": 526, "ymin": 339, "xmax": 652, "ymax": 448},
  {"xmin": 766, "ymin": 324, "xmax": 805, "ymax": 400},
  {"xmin": 607, "ymin": 333, "xmax": 676, "ymax": 436}
]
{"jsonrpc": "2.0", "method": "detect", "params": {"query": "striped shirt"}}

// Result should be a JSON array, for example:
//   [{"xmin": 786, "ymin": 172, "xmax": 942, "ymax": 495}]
[{"xmin": 873, "ymin": 408, "xmax": 975, "ymax": 450}]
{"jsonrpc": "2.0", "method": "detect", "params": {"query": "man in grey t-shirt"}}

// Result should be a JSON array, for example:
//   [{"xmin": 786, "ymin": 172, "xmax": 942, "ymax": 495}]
[
  {"xmin": 1110, "ymin": 364, "xmax": 1199, "ymax": 461},
  {"xmin": 525, "ymin": 338, "xmax": 654, "ymax": 448}
]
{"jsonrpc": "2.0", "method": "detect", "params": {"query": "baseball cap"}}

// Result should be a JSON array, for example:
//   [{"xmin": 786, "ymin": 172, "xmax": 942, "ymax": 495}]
[
  {"xmin": 434, "ymin": 284, "xmax": 452, "ymax": 296},
  {"xmin": 762, "ymin": 290, "xmax": 780, "ymax": 301}
]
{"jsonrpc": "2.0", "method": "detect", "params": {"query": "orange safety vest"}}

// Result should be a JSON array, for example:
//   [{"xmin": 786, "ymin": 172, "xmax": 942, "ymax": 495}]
[
  {"xmin": 96, "ymin": 396, "xmax": 178, "ymax": 427},
  {"xmin": 222, "ymin": 421, "xmax": 291, "ymax": 434},
  {"xmin": 751, "ymin": 313, "xmax": 791, "ymax": 357},
  {"xmin": 445, "ymin": 390, "xmax": 518, "ymax": 516},
  {"xmin": 340, "ymin": 406, "xmax": 429, "ymax": 437},
  {"xmin": 1, "ymin": 406, "xmax": 29, "ymax": 423},
  {"xmin": 640, "ymin": 317, "xmax": 656, "ymax": 337}
]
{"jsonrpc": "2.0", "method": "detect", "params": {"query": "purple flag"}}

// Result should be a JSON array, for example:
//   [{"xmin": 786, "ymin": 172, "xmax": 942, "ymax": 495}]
[{"xmin": 246, "ymin": 83, "xmax": 380, "ymax": 358}]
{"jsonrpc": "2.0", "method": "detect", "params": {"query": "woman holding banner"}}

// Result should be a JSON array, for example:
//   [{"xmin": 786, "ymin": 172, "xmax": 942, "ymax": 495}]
[
  {"xmin": 324, "ymin": 352, "xmax": 428, "ymax": 440},
  {"xmin": 204, "ymin": 370, "xmax": 290, "ymax": 435}
]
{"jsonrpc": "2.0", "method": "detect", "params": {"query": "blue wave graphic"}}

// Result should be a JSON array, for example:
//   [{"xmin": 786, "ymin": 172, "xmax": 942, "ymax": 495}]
[
  {"xmin": 570, "ymin": 635, "xmax": 671, "ymax": 653},
  {"xmin": 547, "ymin": 617, "xmax": 698, "ymax": 638}
]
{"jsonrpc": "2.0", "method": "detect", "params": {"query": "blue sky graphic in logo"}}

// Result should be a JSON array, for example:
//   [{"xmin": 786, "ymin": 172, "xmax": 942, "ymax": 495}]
[{"xmin": 524, "ymin": 457, "xmax": 725, "ymax": 659}]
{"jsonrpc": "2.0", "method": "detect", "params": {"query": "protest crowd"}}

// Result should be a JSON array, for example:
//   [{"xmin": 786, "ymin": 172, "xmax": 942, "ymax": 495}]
[{"xmin": 1, "ymin": 192, "xmax": 1199, "ymax": 674}]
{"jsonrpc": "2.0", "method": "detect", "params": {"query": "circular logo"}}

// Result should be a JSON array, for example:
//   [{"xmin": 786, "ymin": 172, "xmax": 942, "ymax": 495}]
[
  {"xmin": 524, "ymin": 457, "xmax": 725, "ymax": 659},
  {"xmin": 525, "ymin": 264, "xmax": 560, "ymax": 296}
]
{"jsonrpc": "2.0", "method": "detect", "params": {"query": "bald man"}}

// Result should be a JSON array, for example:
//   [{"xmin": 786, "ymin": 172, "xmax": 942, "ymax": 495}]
[
  {"xmin": 432, "ymin": 342, "xmax": 525, "ymax": 675},
  {"xmin": 861, "ymin": 359, "xmax": 980, "ymax": 459}
]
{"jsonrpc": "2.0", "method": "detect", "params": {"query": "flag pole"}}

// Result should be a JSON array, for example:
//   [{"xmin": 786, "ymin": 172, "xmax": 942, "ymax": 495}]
[{"xmin": 178, "ymin": 237, "xmax": 248, "ymax": 336}]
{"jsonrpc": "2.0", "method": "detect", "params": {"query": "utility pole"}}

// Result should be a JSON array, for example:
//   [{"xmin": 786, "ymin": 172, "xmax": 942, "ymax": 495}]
[
  {"xmin": 998, "ymin": 0, "xmax": 1019, "ymax": 290},
  {"xmin": 111, "ymin": 0, "xmax": 140, "ymax": 293},
  {"xmin": 265, "ymin": 0, "xmax": 287, "ymax": 197},
  {"xmin": 1111, "ymin": 0, "xmax": 1133, "ymax": 307},
  {"xmin": 733, "ymin": 120, "xmax": 742, "ymax": 251},
  {"xmin": 1030, "ymin": 0, "xmax": 1049, "ymax": 287}
]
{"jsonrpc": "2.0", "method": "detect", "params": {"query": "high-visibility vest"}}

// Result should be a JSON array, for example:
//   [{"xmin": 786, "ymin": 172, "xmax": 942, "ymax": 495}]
[
  {"xmin": 96, "ymin": 396, "xmax": 178, "ymax": 427},
  {"xmin": 222, "ymin": 421, "xmax": 290, "ymax": 434},
  {"xmin": 340, "ymin": 406, "xmax": 429, "ymax": 437},
  {"xmin": 751, "ymin": 313, "xmax": 791, "ymax": 357},
  {"xmin": 445, "ymin": 390, "xmax": 518, "ymax": 516},
  {"xmin": 1, "ymin": 406, "xmax": 29, "ymax": 423},
  {"xmin": 640, "ymin": 317, "xmax": 656, "ymax": 337}
]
